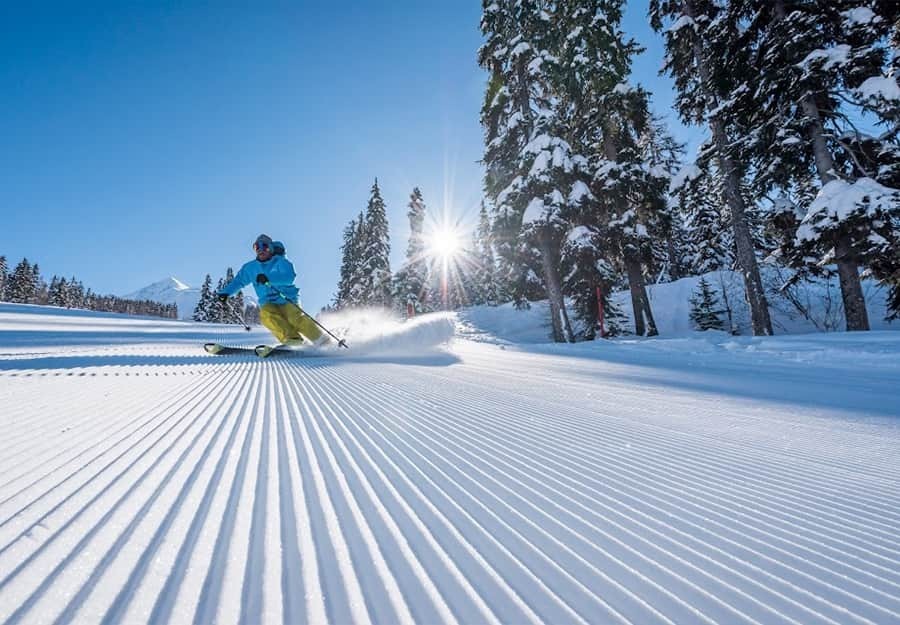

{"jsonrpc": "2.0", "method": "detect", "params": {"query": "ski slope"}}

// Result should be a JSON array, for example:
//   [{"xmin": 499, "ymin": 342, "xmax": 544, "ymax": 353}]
[{"xmin": 1, "ymin": 303, "xmax": 899, "ymax": 625}]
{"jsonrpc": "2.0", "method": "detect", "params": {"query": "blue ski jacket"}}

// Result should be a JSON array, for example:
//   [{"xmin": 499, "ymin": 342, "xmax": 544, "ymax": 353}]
[{"xmin": 218, "ymin": 256, "xmax": 300, "ymax": 305}]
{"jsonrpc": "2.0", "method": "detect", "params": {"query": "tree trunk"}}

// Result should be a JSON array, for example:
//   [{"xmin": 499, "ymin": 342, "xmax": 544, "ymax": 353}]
[
  {"xmin": 538, "ymin": 232, "xmax": 573, "ymax": 342},
  {"xmin": 799, "ymin": 97, "xmax": 870, "ymax": 331},
  {"xmin": 667, "ymin": 236, "xmax": 682, "ymax": 280},
  {"xmin": 625, "ymin": 247, "xmax": 658, "ymax": 336},
  {"xmin": 834, "ymin": 231, "xmax": 870, "ymax": 331},
  {"xmin": 685, "ymin": 0, "xmax": 773, "ymax": 337}
]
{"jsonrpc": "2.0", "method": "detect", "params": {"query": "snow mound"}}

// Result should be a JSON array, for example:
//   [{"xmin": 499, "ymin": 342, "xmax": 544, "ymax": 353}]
[
  {"xmin": 319, "ymin": 309, "xmax": 456, "ymax": 354},
  {"xmin": 457, "ymin": 301, "xmax": 555, "ymax": 344}
]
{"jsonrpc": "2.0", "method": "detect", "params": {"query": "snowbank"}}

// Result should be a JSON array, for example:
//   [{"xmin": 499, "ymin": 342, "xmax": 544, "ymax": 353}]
[{"xmin": 457, "ymin": 268, "xmax": 896, "ymax": 345}]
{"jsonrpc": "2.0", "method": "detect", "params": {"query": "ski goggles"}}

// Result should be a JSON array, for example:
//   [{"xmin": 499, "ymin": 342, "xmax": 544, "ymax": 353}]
[{"xmin": 253, "ymin": 239, "xmax": 272, "ymax": 252}]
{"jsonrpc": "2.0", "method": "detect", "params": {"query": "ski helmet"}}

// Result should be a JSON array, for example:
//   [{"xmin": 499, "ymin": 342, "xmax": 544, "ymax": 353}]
[{"xmin": 253, "ymin": 234, "xmax": 273, "ymax": 253}]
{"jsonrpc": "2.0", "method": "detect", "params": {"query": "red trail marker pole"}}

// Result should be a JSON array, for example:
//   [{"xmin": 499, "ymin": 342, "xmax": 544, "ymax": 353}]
[{"xmin": 596, "ymin": 285, "xmax": 606, "ymax": 338}]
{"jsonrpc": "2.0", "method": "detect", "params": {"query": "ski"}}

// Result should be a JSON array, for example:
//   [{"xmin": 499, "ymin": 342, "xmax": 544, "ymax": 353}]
[
  {"xmin": 204, "ymin": 342, "xmax": 257, "ymax": 355},
  {"xmin": 204, "ymin": 342, "xmax": 330, "ymax": 358},
  {"xmin": 254, "ymin": 344, "xmax": 286, "ymax": 358},
  {"xmin": 254, "ymin": 343, "xmax": 336, "ymax": 358}
]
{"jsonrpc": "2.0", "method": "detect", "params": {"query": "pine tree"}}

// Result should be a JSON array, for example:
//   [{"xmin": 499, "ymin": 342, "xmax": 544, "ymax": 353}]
[
  {"xmin": 193, "ymin": 274, "xmax": 213, "ymax": 322},
  {"xmin": 562, "ymin": 226, "xmax": 627, "ymax": 339},
  {"xmin": 31, "ymin": 263, "xmax": 47, "ymax": 304},
  {"xmin": 360, "ymin": 179, "xmax": 392, "ymax": 308},
  {"xmin": 470, "ymin": 201, "xmax": 501, "ymax": 305},
  {"xmin": 689, "ymin": 276, "xmax": 726, "ymax": 331},
  {"xmin": 335, "ymin": 216, "xmax": 359, "ymax": 308},
  {"xmin": 214, "ymin": 277, "xmax": 228, "ymax": 323},
  {"xmin": 559, "ymin": 1, "xmax": 664, "ymax": 336},
  {"xmin": 642, "ymin": 115, "xmax": 690, "ymax": 282},
  {"xmin": 0, "ymin": 256, "xmax": 7, "ymax": 301},
  {"xmin": 479, "ymin": 0, "xmax": 576, "ymax": 341},
  {"xmin": 48, "ymin": 276, "xmax": 67, "ymax": 307},
  {"xmin": 7, "ymin": 258, "xmax": 36, "ymax": 304},
  {"xmin": 348, "ymin": 212, "xmax": 369, "ymax": 306},
  {"xmin": 67, "ymin": 277, "xmax": 85, "ymax": 309},
  {"xmin": 674, "ymin": 164, "xmax": 735, "ymax": 274},
  {"xmin": 393, "ymin": 187, "xmax": 432, "ymax": 313},
  {"xmin": 223, "ymin": 268, "xmax": 244, "ymax": 323},
  {"xmin": 650, "ymin": 0, "xmax": 774, "ymax": 336}
]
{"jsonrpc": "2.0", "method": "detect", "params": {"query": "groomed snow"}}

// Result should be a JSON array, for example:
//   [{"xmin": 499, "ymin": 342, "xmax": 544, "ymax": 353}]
[{"xmin": 1, "ymin": 303, "xmax": 898, "ymax": 625}]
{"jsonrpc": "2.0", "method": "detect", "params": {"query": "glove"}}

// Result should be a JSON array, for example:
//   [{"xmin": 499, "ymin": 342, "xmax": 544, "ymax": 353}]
[
  {"xmin": 217, "ymin": 293, "xmax": 228, "ymax": 304},
  {"xmin": 256, "ymin": 273, "xmax": 269, "ymax": 285}
]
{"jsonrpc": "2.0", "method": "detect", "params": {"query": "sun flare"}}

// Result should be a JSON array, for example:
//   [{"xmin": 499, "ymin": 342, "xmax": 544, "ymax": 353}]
[{"xmin": 428, "ymin": 227, "xmax": 462, "ymax": 260}]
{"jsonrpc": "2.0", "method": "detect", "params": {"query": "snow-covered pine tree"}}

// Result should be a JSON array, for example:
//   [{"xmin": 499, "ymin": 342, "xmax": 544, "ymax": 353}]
[
  {"xmin": 558, "ymin": 1, "xmax": 663, "ymax": 336},
  {"xmin": 48, "ymin": 276, "xmax": 66, "ymax": 307},
  {"xmin": 214, "ymin": 277, "xmax": 228, "ymax": 323},
  {"xmin": 470, "ymin": 201, "xmax": 502, "ymax": 305},
  {"xmin": 7, "ymin": 258, "xmax": 36, "ymax": 303},
  {"xmin": 393, "ymin": 187, "xmax": 431, "ymax": 313},
  {"xmin": 0, "ymin": 256, "xmax": 7, "ymax": 300},
  {"xmin": 244, "ymin": 302, "xmax": 261, "ymax": 325},
  {"xmin": 595, "ymin": 87, "xmax": 662, "ymax": 337},
  {"xmin": 193, "ymin": 274, "xmax": 213, "ymax": 322},
  {"xmin": 223, "ymin": 267, "xmax": 244, "ymax": 323},
  {"xmin": 639, "ymin": 113, "xmax": 689, "ymax": 283},
  {"xmin": 348, "ymin": 211, "xmax": 369, "ymax": 306},
  {"xmin": 689, "ymin": 276, "xmax": 726, "ymax": 331},
  {"xmin": 64, "ymin": 277, "xmax": 78, "ymax": 309},
  {"xmin": 739, "ymin": 0, "xmax": 900, "ymax": 331},
  {"xmin": 31, "ymin": 263, "xmax": 47, "ymax": 304},
  {"xmin": 674, "ymin": 164, "xmax": 735, "ymax": 274},
  {"xmin": 359, "ymin": 179, "xmax": 392, "ymax": 309},
  {"xmin": 334, "ymin": 216, "xmax": 359, "ymax": 309},
  {"xmin": 650, "ymin": 0, "xmax": 774, "ymax": 336},
  {"xmin": 479, "ymin": 0, "xmax": 576, "ymax": 342},
  {"xmin": 562, "ymin": 226, "xmax": 627, "ymax": 339}
]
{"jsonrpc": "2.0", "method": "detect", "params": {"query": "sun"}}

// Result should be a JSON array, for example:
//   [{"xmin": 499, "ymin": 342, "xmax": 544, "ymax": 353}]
[{"xmin": 428, "ymin": 227, "xmax": 462, "ymax": 260}]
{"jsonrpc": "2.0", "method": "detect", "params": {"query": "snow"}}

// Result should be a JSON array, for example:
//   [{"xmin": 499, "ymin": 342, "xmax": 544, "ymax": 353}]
[
  {"xmin": 1, "ymin": 301, "xmax": 899, "ymax": 625},
  {"xmin": 857, "ymin": 76, "xmax": 900, "ymax": 102},
  {"xmin": 842, "ymin": 7, "xmax": 877, "ymax": 26},
  {"xmin": 666, "ymin": 15, "xmax": 695, "ymax": 33},
  {"xmin": 567, "ymin": 225, "xmax": 594, "ymax": 246},
  {"xmin": 569, "ymin": 180, "xmax": 594, "ymax": 203},
  {"xmin": 522, "ymin": 197, "xmax": 547, "ymax": 224},
  {"xmin": 796, "ymin": 177, "xmax": 900, "ymax": 243},
  {"xmin": 510, "ymin": 41, "xmax": 531, "ymax": 57},
  {"xmin": 669, "ymin": 164, "xmax": 702, "ymax": 192},
  {"xmin": 799, "ymin": 45, "xmax": 851, "ymax": 71}
]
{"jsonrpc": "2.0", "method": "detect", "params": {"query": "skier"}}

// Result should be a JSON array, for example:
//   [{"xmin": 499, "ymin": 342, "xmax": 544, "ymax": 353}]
[{"xmin": 217, "ymin": 234, "xmax": 325, "ymax": 347}]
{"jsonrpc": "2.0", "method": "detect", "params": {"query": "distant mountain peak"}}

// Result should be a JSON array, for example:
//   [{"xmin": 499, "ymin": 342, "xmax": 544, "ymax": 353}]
[
  {"xmin": 139, "ymin": 276, "xmax": 192, "ymax": 292},
  {"xmin": 169, "ymin": 277, "xmax": 191, "ymax": 291},
  {"xmin": 123, "ymin": 277, "xmax": 199, "ymax": 319}
]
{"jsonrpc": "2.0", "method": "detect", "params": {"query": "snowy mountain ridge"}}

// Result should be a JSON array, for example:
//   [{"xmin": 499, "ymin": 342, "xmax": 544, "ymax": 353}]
[
  {"xmin": 123, "ymin": 276, "xmax": 193, "ymax": 299},
  {"xmin": 123, "ymin": 276, "xmax": 201, "ymax": 319}
]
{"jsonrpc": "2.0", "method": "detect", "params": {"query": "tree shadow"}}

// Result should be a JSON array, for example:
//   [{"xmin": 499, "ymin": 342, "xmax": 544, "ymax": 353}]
[
  {"xmin": 0, "ymin": 348, "xmax": 461, "ymax": 372},
  {"xmin": 514, "ymin": 341, "xmax": 900, "ymax": 420}
]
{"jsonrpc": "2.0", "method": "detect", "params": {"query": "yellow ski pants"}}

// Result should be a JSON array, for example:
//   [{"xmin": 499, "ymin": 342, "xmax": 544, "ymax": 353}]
[{"xmin": 259, "ymin": 303, "xmax": 323, "ymax": 344}]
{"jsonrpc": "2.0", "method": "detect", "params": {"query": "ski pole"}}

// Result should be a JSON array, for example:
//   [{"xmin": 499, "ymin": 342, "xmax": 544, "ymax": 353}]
[
  {"xmin": 234, "ymin": 305, "xmax": 252, "ymax": 332},
  {"xmin": 266, "ymin": 283, "xmax": 348, "ymax": 348},
  {"xmin": 220, "ymin": 294, "xmax": 251, "ymax": 331}
]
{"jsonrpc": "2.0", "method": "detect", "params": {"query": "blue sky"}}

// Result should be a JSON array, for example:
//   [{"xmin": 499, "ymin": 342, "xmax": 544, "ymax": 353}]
[{"xmin": 1, "ymin": 2, "xmax": 693, "ymax": 313}]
